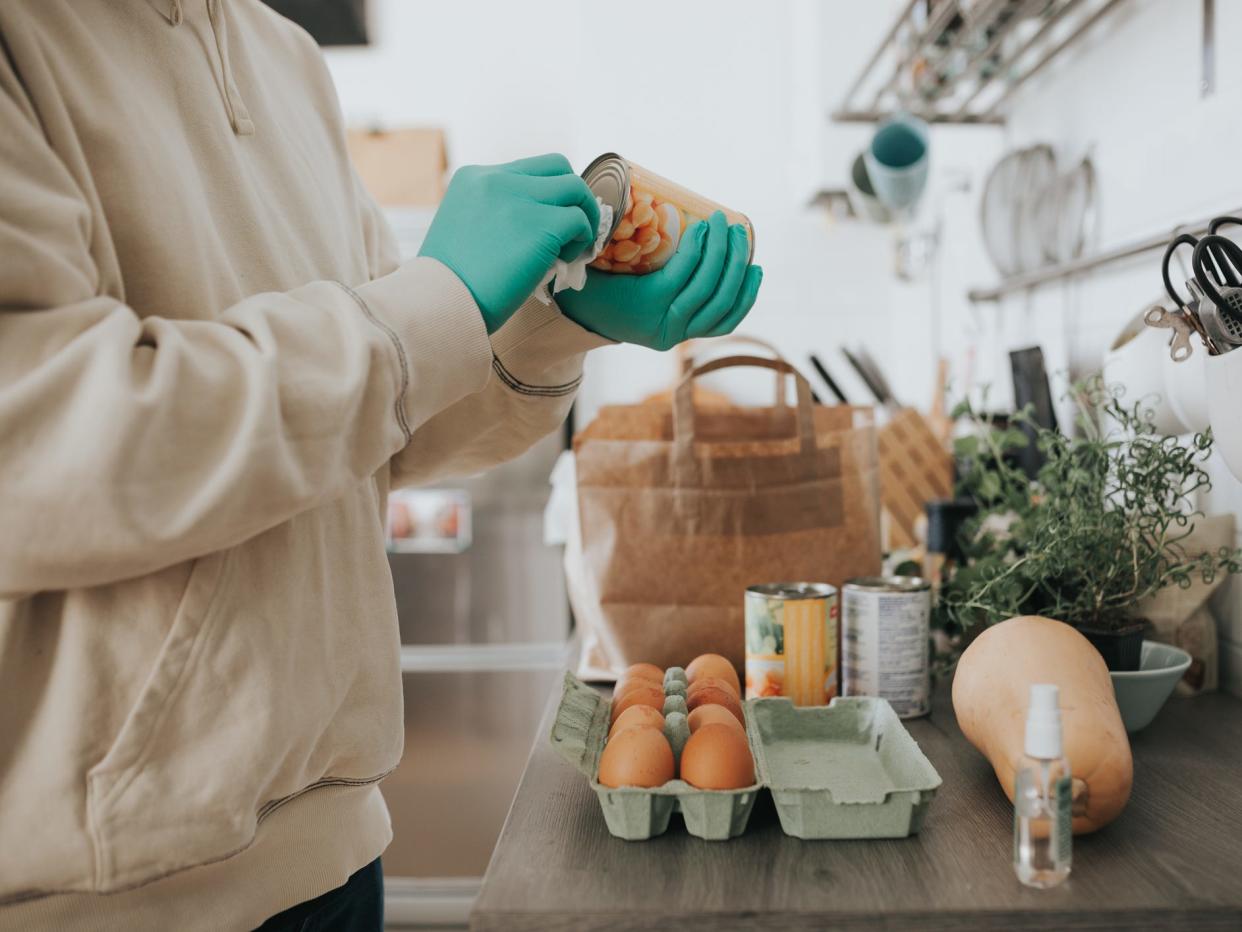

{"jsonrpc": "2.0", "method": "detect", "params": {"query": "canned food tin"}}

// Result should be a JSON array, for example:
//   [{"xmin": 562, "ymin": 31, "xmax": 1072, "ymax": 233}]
[
  {"xmin": 581, "ymin": 153, "xmax": 755, "ymax": 275},
  {"xmin": 744, "ymin": 583, "xmax": 838, "ymax": 706},
  {"xmin": 841, "ymin": 576, "xmax": 932, "ymax": 719}
]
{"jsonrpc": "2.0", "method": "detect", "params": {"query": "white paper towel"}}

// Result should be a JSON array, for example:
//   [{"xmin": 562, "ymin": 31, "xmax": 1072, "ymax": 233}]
[{"xmin": 534, "ymin": 197, "xmax": 613, "ymax": 305}]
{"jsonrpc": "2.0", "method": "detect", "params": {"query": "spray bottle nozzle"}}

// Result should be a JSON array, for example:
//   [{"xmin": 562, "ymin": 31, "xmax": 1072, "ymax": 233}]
[{"xmin": 1025, "ymin": 683, "xmax": 1063, "ymax": 759}]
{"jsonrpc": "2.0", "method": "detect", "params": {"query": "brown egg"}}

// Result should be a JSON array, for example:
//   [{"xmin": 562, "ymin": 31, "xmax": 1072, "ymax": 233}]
[
  {"xmin": 688, "ymin": 703, "xmax": 746, "ymax": 735},
  {"xmin": 613, "ymin": 677, "xmax": 654, "ymax": 703},
  {"xmin": 685, "ymin": 685, "xmax": 745, "ymax": 725},
  {"xmin": 623, "ymin": 662, "xmax": 666, "ymax": 682},
  {"xmin": 686, "ymin": 654, "xmax": 741, "ymax": 695},
  {"xmin": 610, "ymin": 684, "xmax": 666, "ymax": 724},
  {"xmin": 680, "ymin": 723, "xmax": 754, "ymax": 790},
  {"xmin": 608, "ymin": 704, "xmax": 665, "ymax": 738},
  {"xmin": 614, "ymin": 664, "xmax": 664, "ymax": 698},
  {"xmin": 686, "ymin": 675, "xmax": 740, "ymax": 703},
  {"xmin": 598, "ymin": 725, "xmax": 675, "ymax": 788}
]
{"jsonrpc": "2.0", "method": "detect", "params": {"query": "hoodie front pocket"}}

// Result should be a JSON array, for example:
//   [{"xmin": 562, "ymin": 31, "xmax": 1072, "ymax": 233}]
[
  {"xmin": 80, "ymin": 486, "xmax": 404, "ymax": 894},
  {"xmin": 85, "ymin": 547, "xmax": 231, "ymax": 891}
]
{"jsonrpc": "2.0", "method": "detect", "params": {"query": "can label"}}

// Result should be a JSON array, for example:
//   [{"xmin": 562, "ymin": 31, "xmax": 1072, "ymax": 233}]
[
  {"xmin": 745, "ymin": 586, "xmax": 838, "ymax": 706},
  {"xmin": 584, "ymin": 156, "xmax": 753, "ymax": 275},
  {"xmin": 842, "ymin": 584, "xmax": 930, "ymax": 718}
]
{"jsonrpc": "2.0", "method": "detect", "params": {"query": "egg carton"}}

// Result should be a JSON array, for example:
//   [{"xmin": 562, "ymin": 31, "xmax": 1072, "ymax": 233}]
[
  {"xmin": 549, "ymin": 672, "xmax": 759, "ymax": 840},
  {"xmin": 549, "ymin": 671, "xmax": 942, "ymax": 841}
]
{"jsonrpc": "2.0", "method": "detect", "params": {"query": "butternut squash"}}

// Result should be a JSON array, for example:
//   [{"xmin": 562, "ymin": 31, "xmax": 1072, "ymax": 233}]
[{"xmin": 952, "ymin": 615, "xmax": 1132, "ymax": 834}]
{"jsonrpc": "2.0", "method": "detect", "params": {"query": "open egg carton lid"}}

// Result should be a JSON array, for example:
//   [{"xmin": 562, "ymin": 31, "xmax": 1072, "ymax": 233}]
[{"xmin": 549, "ymin": 672, "xmax": 942, "ymax": 841}]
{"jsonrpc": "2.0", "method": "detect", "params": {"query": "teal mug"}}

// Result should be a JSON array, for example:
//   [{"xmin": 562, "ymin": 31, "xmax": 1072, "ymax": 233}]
[
  {"xmin": 864, "ymin": 114, "xmax": 930, "ymax": 211},
  {"xmin": 848, "ymin": 152, "xmax": 891, "ymax": 224}
]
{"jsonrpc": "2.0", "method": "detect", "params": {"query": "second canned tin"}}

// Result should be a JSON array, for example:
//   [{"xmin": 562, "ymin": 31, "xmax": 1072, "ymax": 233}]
[
  {"xmin": 744, "ymin": 583, "xmax": 838, "ymax": 706},
  {"xmin": 582, "ymin": 153, "xmax": 754, "ymax": 275},
  {"xmin": 841, "ymin": 576, "xmax": 932, "ymax": 719}
]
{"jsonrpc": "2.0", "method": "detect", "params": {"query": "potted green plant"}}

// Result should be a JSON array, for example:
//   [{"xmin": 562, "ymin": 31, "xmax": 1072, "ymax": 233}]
[{"xmin": 935, "ymin": 380, "xmax": 1242, "ymax": 671}]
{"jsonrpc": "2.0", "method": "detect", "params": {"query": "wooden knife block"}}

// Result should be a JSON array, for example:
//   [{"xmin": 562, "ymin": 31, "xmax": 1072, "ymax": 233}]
[{"xmin": 877, "ymin": 408, "xmax": 954, "ymax": 552}]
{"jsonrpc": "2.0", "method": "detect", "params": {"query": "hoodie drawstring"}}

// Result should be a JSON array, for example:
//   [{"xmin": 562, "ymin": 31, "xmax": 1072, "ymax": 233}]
[
  {"xmin": 206, "ymin": 0, "xmax": 254, "ymax": 136},
  {"xmin": 163, "ymin": 0, "xmax": 253, "ymax": 136}
]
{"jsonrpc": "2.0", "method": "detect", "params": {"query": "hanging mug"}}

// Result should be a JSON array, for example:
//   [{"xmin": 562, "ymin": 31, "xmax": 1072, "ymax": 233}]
[
  {"xmin": 864, "ymin": 114, "xmax": 930, "ymax": 212},
  {"xmin": 847, "ymin": 152, "xmax": 891, "ymax": 224}
]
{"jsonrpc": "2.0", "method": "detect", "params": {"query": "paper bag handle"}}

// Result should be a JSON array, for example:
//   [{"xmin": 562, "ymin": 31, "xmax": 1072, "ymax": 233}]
[
  {"xmin": 677, "ymin": 335, "xmax": 789, "ymax": 406},
  {"xmin": 672, "ymin": 355, "xmax": 818, "ymax": 483}
]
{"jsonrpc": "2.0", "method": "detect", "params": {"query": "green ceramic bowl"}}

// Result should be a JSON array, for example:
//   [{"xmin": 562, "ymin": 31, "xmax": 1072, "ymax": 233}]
[{"xmin": 1110, "ymin": 641, "xmax": 1192, "ymax": 733}]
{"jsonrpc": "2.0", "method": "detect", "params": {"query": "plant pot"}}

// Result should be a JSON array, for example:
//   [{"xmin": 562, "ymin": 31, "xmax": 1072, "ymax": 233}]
[{"xmin": 1074, "ymin": 622, "xmax": 1145, "ymax": 672}]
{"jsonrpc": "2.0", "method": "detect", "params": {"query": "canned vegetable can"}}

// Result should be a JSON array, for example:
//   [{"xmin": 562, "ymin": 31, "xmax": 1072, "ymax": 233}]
[
  {"xmin": 841, "ymin": 576, "xmax": 932, "ymax": 719},
  {"xmin": 744, "ymin": 583, "xmax": 838, "ymax": 706},
  {"xmin": 581, "ymin": 153, "xmax": 755, "ymax": 275}
]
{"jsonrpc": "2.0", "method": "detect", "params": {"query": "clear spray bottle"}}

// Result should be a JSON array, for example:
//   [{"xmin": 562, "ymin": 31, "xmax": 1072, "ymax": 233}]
[{"xmin": 1013, "ymin": 684, "xmax": 1072, "ymax": 888}]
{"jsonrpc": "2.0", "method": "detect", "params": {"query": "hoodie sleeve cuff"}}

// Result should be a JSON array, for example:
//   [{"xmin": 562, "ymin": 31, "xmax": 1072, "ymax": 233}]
[
  {"xmin": 486, "ymin": 292, "xmax": 616, "ymax": 395},
  {"xmin": 353, "ymin": 257, "xmax": 494, "ymax": 433}
]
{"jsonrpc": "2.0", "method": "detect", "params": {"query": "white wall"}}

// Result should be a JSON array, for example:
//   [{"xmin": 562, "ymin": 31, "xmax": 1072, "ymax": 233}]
[{"xmin": 325, "ymin": 1, "xmax": 582, "ymax": 165}]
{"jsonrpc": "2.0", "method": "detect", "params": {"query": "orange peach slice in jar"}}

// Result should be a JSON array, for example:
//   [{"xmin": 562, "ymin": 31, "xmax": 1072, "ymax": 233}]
[
  {"xmin": 645, "ymin": 234, "xmax": 676, "ymax": 269},
  {"xmin": 635, "ymin": 225, "xmax": 661, "ymax": 255},
  {"xmin": 611, "ymin": 240, "xmax": 642, "ymax": 264},
  {"xmin": 629, "ymin": 200, "xmax": 655, "ymax": 228},
  {"xmin": 655, "ymin": 202, "xmax": 683, "ymax": 241}
]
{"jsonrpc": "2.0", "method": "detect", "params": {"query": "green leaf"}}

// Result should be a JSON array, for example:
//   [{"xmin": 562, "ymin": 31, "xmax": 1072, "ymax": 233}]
[
  {"xmin": 978, "ymin": 472, "xmax": 1002, "ymax": 501},
  {"xmin": 954, "ymin": 435, "xmax": 980, "ymax": 457}
]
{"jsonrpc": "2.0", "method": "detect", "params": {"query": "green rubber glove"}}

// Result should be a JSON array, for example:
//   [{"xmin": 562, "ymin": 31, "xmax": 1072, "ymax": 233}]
[
  {"xmin": 556, "ymin": 211, "xmax": 763, "ymax": 351},
  {"xmin": 419, "ymin": 154, "xmax": 601, "ymax": 333}
]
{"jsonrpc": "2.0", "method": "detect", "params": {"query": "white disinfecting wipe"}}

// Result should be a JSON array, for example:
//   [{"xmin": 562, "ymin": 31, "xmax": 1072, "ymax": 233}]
[{"xmin": 534, "ymin": 197, "xmax": 613, "ymax": 305}]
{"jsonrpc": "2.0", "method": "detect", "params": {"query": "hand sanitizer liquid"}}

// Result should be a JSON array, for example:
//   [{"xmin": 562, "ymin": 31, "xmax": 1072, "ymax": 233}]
[{"xmin": 1013, "ymin": 684, "xmax": 1072, "ymax": 888}]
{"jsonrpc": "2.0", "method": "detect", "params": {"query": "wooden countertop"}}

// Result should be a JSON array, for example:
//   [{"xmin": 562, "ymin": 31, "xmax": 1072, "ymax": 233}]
[{"xmin": 470, "ymin": 679, "xmax": 1242, "ymax": 931}]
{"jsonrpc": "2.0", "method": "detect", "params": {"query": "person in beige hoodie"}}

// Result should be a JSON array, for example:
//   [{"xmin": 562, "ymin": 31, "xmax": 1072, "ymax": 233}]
[{"xmin": 0, "ymin": 2, "xmax": 762, "ymax": 930}]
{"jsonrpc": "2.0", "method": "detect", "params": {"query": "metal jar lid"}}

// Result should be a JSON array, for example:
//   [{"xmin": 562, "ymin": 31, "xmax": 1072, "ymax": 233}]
[
  {"xmin": 842, "ymin": 576, "xmax": 931, "ymax": 593},
  {"xmin": 746, "ymin": 582, "xmax": 837, "ymax": 600},
  {"xmin": 580, "ymin": 152, "xmax": 628, "ymax": 243}
]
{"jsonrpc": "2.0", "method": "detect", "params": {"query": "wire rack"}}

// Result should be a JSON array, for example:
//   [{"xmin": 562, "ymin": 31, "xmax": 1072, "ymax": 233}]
[{"xmin": 832, "ymin": 0, "xmax": 1128, "ymax": 125}]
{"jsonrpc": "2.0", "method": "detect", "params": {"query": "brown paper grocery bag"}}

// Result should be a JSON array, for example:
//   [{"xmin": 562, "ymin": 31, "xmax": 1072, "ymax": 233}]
[
  {"xmin": 569, "ymin": 355, "xmax": 882, "ymax": 679},
  {"xmin": 1137, "ymin": 513, "xmax": 1235, "ymax": 694},
  {"xmin": 640, "ymin": 334, "xmax": 787, "ymax": 409}
]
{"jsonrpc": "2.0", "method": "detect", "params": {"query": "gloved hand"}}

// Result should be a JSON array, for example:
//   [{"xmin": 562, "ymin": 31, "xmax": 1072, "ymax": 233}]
[
  {"xmin": 419, "ymin": 154, "xmax": 601, "ymax": 334},
  {"xmin": 556, "ymin": 211, "xmax": 762, "ymax": 351}
]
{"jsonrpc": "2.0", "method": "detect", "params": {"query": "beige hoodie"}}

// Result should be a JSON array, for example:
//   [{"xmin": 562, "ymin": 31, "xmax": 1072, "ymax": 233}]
[{"xmin": 0, "ymin": 0, "xmax": 605, "ymax": 928}]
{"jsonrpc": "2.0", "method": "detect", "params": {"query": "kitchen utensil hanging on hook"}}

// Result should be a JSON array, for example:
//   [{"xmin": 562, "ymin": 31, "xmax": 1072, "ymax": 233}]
[
  {"xmin": 1203, "ymin": 215, "xmax": 1242, "ymax": 280},
  {"xmin": 1192, "ymin": 233, "xmax": 1242, "ymax": 349},
  {"xmin": 1154, "ymin": 221, "xmax": 1242, "ymax": 357},
  {"xmin": 1158, "ymin": 236, "xmax": 1216, "ymax": 356},
  {"xmin": 1143, "ymin": 305, "xmax": 1196, "ymax": 362}
]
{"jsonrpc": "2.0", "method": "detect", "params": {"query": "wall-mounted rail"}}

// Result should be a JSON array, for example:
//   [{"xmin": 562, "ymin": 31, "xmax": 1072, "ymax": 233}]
[{"xmin": 968, "ymin": 207, "xmax": 1242, "ymax": 302}]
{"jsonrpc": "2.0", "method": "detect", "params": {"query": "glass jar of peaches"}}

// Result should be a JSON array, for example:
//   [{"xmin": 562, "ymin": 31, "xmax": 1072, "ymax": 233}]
[{"xmin": 581, "ymin": 154, "xmax": 754, "ymax": 275}]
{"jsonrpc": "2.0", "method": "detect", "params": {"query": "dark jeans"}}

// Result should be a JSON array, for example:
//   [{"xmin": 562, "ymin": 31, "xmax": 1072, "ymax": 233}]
[{"xmin": 254, "ymin": 858, "xmax": 384, "ymax": 932}]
